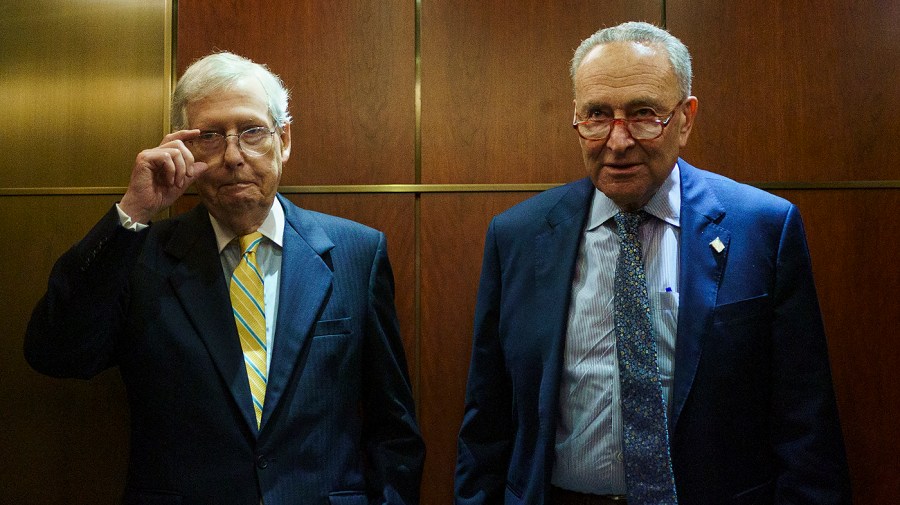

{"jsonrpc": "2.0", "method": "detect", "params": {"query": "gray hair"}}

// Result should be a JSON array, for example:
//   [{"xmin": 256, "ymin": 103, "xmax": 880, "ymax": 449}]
[
  {"xmin": 171, "ymin": 52, "xmax": 292, "ymax": 130},
  {"xmin": 570, "ymin": 21, "xmax": 692, "ymax": 99}
]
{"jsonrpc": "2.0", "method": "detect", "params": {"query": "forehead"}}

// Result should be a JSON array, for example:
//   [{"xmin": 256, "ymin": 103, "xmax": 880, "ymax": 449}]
[
  {"xmin": 574, "ymin": 41, "xmax": 679, "ymax": 107},
  {"xmin": 186, "ymin": 77, "xmax": 271, "ymax": 128}
]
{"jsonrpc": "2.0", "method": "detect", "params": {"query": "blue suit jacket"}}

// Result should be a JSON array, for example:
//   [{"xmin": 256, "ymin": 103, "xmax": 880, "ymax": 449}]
[
  {"xmin": 455, "ymin": 160, "xmax": 850, "ymax": 505},
  {"xmin": 26, "ymin": 194, "xmax": 425, "ymax": 505}
]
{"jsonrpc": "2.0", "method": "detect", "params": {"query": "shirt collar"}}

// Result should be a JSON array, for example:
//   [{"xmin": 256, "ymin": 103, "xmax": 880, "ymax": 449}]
[
  {"xmin": 209, "ymin": 198, "xmax": 285, "ymax": 253},
  {"xmin": 586, "ymin": 163, "xmax": 681, "ymax": 231}
]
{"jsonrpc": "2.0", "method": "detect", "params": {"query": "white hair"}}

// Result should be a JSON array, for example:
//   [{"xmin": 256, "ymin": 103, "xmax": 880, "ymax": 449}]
[{"xmin": 171, "ymin": 52, "xmax": 292, "ymax": 130}]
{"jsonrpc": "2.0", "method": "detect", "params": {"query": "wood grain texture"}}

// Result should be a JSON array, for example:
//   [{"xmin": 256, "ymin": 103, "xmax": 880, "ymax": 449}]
[
  {"xmin": 668, "ymin": 0, "xmax": 900, "ymax": 182},
  {"xmin": 420, "ymin": 0, "xmax": 663, "ymax": 184},
  {"xmin": 177, "ymin": 0, "xmax": 416, "ymax": 185},
  {"xmin": 774, "ymin": 188, "xmax": 900, "ymax": 502},
  {"xmin": 418, "ymin": 192, "xmax": 538, "ymax": 503}
]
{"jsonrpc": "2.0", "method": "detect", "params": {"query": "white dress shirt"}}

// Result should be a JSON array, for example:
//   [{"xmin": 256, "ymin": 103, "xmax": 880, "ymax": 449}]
[{"xmin": 552, "ymin": 165, "xmax": 681, "ymax": 495}]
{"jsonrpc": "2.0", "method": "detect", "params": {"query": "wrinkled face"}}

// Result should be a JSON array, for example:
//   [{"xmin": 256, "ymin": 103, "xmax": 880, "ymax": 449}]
[
  {"xmin": 187, "ymin": 78, "xmax": 291, "ymax": 225},
  {"xmin": 573, "ymin": 41, "xmax": 697, "ymax": 211}
]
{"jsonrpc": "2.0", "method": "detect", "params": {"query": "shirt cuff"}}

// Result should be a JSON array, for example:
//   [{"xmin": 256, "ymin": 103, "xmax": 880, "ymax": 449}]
[{"xmin": 115, "ymin": 203, "xmax": 149, "ymax": 232}]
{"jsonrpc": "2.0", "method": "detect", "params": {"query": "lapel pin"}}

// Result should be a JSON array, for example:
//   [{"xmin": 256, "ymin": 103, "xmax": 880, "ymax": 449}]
[{"xmin": 710, "ymin": 237, "xmax": 725, "ymax": 253}]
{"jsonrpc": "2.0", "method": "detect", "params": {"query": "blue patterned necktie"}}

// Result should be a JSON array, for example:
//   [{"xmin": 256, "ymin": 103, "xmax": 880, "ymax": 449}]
[{"xmin": 613, "ymin": 211, "xmax": 678, "ymax": 504}]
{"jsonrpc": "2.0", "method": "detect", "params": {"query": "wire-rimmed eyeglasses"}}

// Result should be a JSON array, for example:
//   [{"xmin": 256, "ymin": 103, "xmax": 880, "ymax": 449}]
[{"xmin": 188, "ymin": 126, "xmax": 277, "ymax": 160}]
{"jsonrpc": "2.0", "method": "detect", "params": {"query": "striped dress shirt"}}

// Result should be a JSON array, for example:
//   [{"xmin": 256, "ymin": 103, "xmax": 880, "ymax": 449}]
[{"xmin": 552, "ymin": 164, "xmax": 681, "ymax": 495}]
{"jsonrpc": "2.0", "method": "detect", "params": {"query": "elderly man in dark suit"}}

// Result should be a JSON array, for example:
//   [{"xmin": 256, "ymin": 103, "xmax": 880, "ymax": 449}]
[
  {"xmin": 455, "ymin": 22, "xmax": 850, "ymax": 505},
  {"xmin": 26, "ymin": 52, "xmax": 424, "ymax": 505}
]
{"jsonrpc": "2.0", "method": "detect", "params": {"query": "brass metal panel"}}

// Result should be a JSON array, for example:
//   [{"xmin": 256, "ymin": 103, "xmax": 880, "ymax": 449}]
[
  {"xmin": 0, "ymin": 1, "xmax": 171, "ymax": 501},
  {"xmin": 0, "ymin": 195, "xmax": 129, "ymax": 503},
  {"xmin": 0, "ymin": 0, "xmax": 172, "ymax": 189}
]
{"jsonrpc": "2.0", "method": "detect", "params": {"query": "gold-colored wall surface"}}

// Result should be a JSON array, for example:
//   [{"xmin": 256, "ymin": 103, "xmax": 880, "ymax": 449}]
[
  {"xmin": 0, "ymin": 0, "xmax": 171, "ymax": 190},
  {"xmin": 0, "ymin": 1, "xmax": 171, "ymax": 502}
]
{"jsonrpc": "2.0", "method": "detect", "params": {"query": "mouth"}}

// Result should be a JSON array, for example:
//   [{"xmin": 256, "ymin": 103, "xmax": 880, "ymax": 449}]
[
  {"xmin": 604, "ymin": 162, "xmax": 642, "ymax": 171},
  {"xmin": 219, "ymin": 181, "xmax": 258, "ymax": 193}
]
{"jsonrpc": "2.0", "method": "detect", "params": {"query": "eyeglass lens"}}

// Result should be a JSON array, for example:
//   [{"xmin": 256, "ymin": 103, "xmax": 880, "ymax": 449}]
[
  {"xmin": 577, "ymin": 119, "xmax": 663, "ymax": 141},
  {"xmin": 189, "ymin": 127, "xmax": 275, "ymax": 160}
]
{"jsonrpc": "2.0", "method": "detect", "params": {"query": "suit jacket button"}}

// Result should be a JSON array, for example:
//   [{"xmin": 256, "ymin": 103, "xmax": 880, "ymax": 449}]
[{"xmin": 256, "ymin": 455, "xmax": 268, "ymax": 469}]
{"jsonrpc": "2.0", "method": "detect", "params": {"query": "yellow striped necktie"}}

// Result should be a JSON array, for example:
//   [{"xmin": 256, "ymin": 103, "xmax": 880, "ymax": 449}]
[{"xmin": 230, "ymin": 232, "xmax": 267, "ymax": 428}]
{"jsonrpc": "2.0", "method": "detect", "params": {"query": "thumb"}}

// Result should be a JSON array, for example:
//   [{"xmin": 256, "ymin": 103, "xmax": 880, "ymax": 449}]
[{"xmin": 188, "ymin": 161, "xmax": 210, "ymax": 179}]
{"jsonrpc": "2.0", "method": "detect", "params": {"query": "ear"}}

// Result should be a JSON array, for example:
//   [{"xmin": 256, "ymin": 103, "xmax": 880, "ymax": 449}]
[
  {"xmin": 278, "ymin": 123, "xmax": 292, "ymax": 163},
  {"xmin": 678, "ymin": 96, "xmax": 699, "ymax": 147}
]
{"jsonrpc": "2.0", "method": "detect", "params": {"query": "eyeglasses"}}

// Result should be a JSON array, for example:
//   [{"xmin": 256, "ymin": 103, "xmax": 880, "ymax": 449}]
[
  {"xmin": 572, "ymin": 101, "xmax": 683, "ymax": 142},
  {"xmin": 188, "ymin": 126, "xmax": 277, "ymax": 161}
]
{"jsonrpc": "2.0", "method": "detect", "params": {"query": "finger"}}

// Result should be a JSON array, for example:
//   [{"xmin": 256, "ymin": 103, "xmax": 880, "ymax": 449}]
[
  {"xmin": 147, "ymin": 150, "xmax": 177, "ymax": 188},
  {"xmin": 187, "ymin": 161, "xmax": 210, "ymax": 182},
  {"xmin": 164, "ymin": 148, "xmax": 189, "ymax": 188},
  {"xmin": 162, "ymin": 129, "xmax": 202, "ymax": 144},
  {"xmin": 146, "ymin": 148, "xmax": 184, "ymax": 188},
  {"xmin": 159, "ymin": 131, "xmax": 201, "ymax": 178}
]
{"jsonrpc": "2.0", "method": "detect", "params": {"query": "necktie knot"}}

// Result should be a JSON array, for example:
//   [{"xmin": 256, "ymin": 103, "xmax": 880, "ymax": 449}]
[
  {"xmin": 238, "ymin": 232, "xmax": 264, "ymax": 256},
  {"xmin": 614, "ymin": 210, "xmax": 649, "ymax": 240}
]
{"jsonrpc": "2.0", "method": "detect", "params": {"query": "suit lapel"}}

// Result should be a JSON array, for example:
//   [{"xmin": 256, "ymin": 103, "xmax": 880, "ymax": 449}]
[
  {"xmin": 535, "ymin": 179, "xmax": 594, "ymax": 309},
  {"xmin": 164, "ymin": 206, "xmax": 260, "ymax": 433},
  {"xmin": 533, "ymin": 179, "xmax": 593, "ymax": 430},
  {"xmin": 261, "ymin": 195, "xmax": 334, "ymax": 430},
  {"xmin": 670, "ymin": 160, "xmax": 730, "ymax": 430}
]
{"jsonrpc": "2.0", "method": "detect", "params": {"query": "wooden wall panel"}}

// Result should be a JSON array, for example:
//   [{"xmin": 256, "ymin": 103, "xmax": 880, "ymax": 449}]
[
  {"xmin": 668, "ymin": 0, "xmax": 900, "ymax": 182},
  {"xmin": 177, "ymin": 0, "xmax": 416, "ymax": 185},
  {"xmin": 774, "ymin": 189, "xmax": 900, "ymax": 502},
  {"xmin": 1, "ymin": 196, "xmax": 128, "ymax": 504},
  {"xmin": 420, "ymin": 0, "xmax": 662, "ymax": 184},
  {"xmin": 419, "ymin": 192, "xmax": 537, "ymax": 504}
]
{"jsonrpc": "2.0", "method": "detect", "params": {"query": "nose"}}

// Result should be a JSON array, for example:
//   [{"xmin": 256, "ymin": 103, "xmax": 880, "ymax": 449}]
[
  {"xmin": 222, "ymin": 135, "xmax": 244, "ymax": 167},
  {"xmin": 605, "ymin": 119, "xmax": 635, "ymax": 152}
]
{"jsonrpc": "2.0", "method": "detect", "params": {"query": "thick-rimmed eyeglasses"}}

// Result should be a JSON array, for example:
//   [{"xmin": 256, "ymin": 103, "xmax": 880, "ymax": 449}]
[
  {"xmin": 188, "ymin": 126, "xmax": 277, "ymax": 160},
  {"xmin": 572, "ymin": 101, "xmax": 683, "ymax": 142}
]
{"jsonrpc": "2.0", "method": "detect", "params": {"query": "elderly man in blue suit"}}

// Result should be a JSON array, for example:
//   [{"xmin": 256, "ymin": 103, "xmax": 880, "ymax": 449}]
[
  {"xmin": 455, "ymin": 22, "xmax": 850, "ymax": 505},
  {"xmin": 26, "ymin": 52, "xmax": 424, "ymax": 504}
]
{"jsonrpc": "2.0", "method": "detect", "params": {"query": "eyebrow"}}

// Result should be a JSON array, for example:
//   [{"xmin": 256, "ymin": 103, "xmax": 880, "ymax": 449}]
[{"xmin": 579, "ymin": 98, "xmax": 667, "ymax": 112}]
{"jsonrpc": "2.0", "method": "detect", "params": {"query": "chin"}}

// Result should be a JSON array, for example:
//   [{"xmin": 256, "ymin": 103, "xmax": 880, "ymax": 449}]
[{"xmin": 597, "ymin": 187, "xmax": 648, "ymax": 211}]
